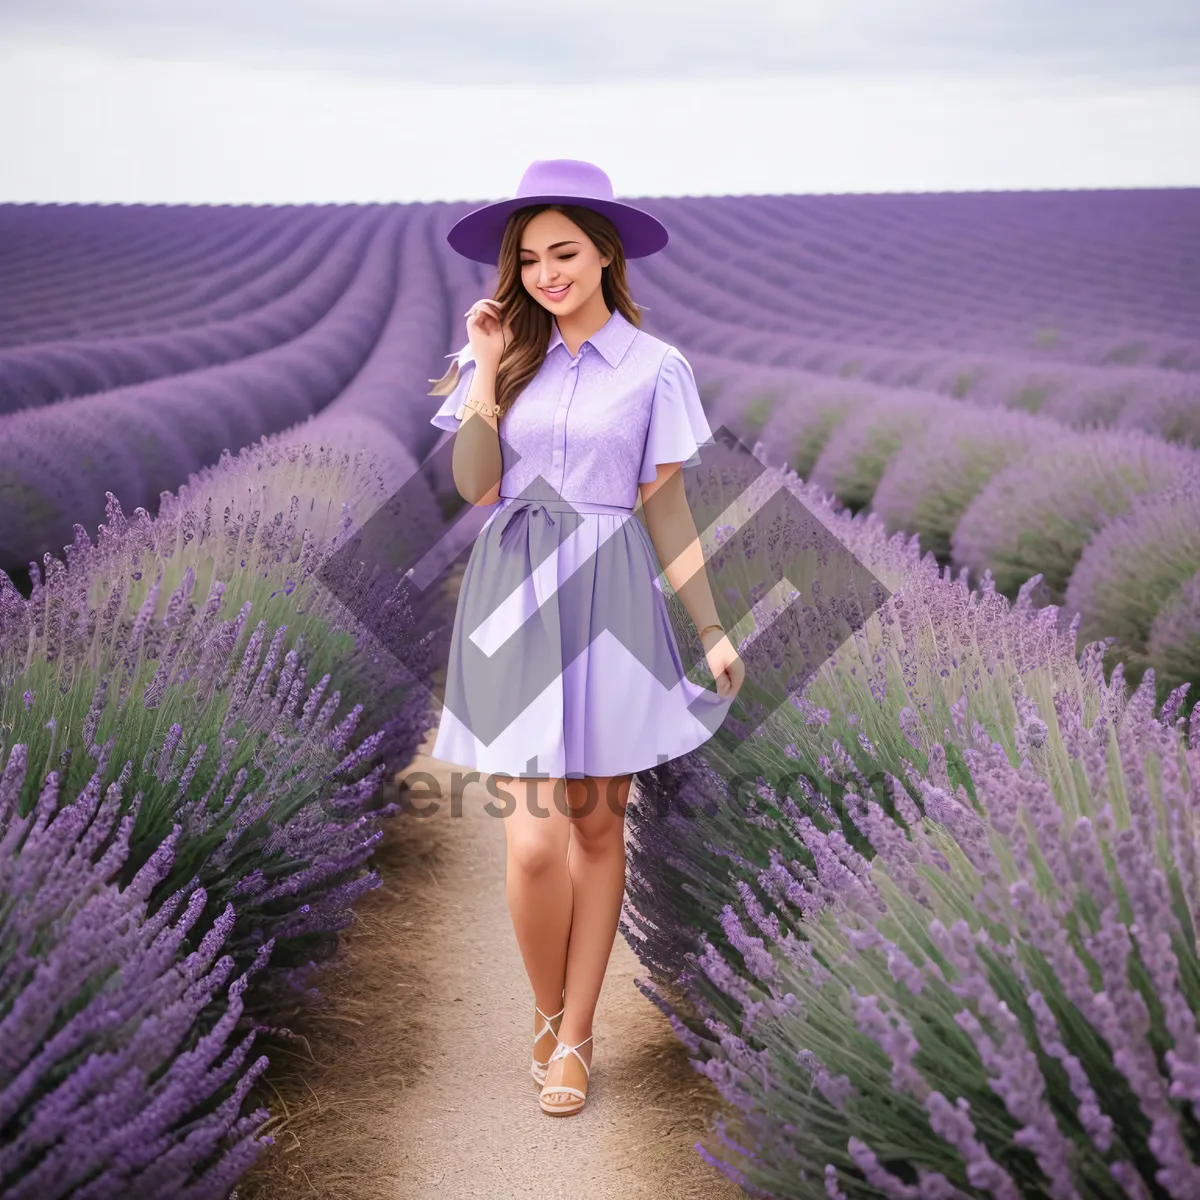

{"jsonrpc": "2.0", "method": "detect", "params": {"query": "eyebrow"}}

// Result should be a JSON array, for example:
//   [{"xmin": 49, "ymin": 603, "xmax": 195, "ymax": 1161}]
[{"xmin": 519, "ymin": 241, "xmax": 580, "ymax": 254}]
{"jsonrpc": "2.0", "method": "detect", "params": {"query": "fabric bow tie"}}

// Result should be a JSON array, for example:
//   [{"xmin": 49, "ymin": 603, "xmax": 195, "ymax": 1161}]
[{"xmin": 498, "ymin": 500, "xmax": 557, "ymax": 550}]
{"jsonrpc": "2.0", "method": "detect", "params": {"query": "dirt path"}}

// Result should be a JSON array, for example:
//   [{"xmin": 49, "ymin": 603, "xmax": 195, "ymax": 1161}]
[{"xmin": 239, "ymin": 734, "xmax": 744, "ymax": 1199}]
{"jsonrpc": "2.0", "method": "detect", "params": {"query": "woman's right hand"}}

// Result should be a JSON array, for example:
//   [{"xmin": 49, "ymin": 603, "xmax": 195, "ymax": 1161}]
[{"xmin": 466, "ymin": 298, "xmax": 509, "ymax": 372}]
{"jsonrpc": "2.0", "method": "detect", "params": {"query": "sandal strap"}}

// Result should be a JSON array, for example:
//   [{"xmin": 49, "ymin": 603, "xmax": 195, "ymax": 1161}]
[
  {"xmin": 547, "ymin": 1035, "xmax": 592, "ymax": 1079},
  {"xmin": 533, "ymin": 1004, "xmax": 565, "ymax": 1044}
]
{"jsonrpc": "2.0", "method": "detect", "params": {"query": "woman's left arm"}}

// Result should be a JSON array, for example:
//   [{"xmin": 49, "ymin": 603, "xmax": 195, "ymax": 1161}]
[
  {"xmin": 639, "ymin": 463, "xmax": 722, "ymax": 635},
  {"xmin": 635, "ymin": 349, "xmax": 743, "ymax": 698}
]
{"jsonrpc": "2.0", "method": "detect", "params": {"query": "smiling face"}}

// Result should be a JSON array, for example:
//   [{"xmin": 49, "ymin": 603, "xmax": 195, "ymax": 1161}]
[{"xmin": 519, "ymin": 208, "xmax": 612, "ymax": 319}]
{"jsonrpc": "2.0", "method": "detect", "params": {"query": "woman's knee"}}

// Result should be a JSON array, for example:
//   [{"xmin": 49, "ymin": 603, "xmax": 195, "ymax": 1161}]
[
  {"xmin": 570, "ymin": 823, "xmax": 626, "ymax": 864},
  {"xmin": 562, "ymin": 776, "xmax": 630, "ymax": 819},
  {"xmin": 507, "ymin": 833, "xmax": 565, "ymax": 877},
  {"xmin": 567, "ymin": 778, "xmax": 631, "ymax": 855}
]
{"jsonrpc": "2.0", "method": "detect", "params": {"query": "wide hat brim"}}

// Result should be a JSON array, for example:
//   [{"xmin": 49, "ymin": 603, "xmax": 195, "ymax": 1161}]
[{"xmin": 446, "ymin": 194, "xmax": 669, "ymax": 265}]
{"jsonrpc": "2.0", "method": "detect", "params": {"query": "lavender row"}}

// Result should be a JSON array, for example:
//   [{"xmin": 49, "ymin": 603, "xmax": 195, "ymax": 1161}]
[
  {"xmin": 686, "ymin": 350, "xmax": 1200, "ymax": 681},
  {"xmin": 0, "ymin": 205, "xmax": 321, "ymax": 343},
  {"xmin": 632, "ymin": 189, "xmax": 1200, "ymax": 368},
  {"xmin": 622, "ymin": 448, "xmax": 1200, "ymax": 1196},
  {"xmin": 679, "ymin": 354, "xmax": 1200, "ymax": 699},
  {"xmin": 9, "ymin": 192, "xmax": 1195, "ymax": 366},
  {"xmin": 1, "ymin": 431, "xmax": 449, "ymax": 1195},
  {"xmin": 630, "ymin": 248, "xmax": 1200, "ymax": 444},
  {"xmin": 0, "ymin": 741, "xmax": 275, "ymax": 1200},
  {"xmin": 0, "ymin": 209, "xmax": 409, "ymax": 569},
  {"xmin": 0, "ymin": 208, "xmax": 365, "ymax": 413}
]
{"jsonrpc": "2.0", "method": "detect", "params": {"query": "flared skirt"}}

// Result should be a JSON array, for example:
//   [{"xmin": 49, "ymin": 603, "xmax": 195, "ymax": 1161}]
[{"xmin": 430, "ymin": 494, "xmax": 733, "ymax": 779}]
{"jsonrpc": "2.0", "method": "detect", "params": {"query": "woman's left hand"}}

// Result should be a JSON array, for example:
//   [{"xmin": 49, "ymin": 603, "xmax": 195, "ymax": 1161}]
[{"xmin": 702, "ymin": 628, "xmax": 744, "ymax": 700}]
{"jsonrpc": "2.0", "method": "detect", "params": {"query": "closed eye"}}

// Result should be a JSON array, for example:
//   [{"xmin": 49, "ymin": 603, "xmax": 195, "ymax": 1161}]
[{"xmin": 522, "ymin": 254, "xmax": 577, "ymax": 265}]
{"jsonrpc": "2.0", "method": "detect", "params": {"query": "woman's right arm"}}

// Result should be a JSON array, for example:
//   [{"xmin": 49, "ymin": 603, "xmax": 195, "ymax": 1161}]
[
  {"xmin": 429, "ymin": 298, "xmax": 508, "ymax": 506},
  {"xmin": 450, "ymin": 360, "xmax": 503, "ymax": 507}
]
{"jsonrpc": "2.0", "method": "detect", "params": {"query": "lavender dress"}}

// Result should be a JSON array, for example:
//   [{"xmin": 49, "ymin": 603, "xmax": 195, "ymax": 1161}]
[{"xmin": 427, "ymin": 307, "xmax": 733, "ymax": 779}]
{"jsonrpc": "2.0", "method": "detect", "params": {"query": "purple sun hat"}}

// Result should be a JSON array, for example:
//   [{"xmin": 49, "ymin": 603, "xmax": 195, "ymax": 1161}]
[{"xmin": 446, "ymin": 159, "xmax": 670, "ymax": 265}]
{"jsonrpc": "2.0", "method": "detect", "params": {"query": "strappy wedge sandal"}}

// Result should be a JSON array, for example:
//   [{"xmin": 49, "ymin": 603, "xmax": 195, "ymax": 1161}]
[
  {"xmin": 538, "ymin": 1035, "xmax": 592, "ymax": 1116},
  {"xmin": 531, "ymin": 1002, "xmax": 565, "ymax": 1087}
]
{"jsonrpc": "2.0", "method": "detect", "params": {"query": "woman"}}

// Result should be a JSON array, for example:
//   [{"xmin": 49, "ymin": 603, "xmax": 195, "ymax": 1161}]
[{"xmin": 427, "ymin": 158, "xmax": 745, "ymax": 1117}]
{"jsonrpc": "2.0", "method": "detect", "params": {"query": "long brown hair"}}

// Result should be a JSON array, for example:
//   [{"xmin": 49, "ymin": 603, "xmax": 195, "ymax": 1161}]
[{"xmin": 428, "ymin": 204, "xmax": 644, "ymax": 419}]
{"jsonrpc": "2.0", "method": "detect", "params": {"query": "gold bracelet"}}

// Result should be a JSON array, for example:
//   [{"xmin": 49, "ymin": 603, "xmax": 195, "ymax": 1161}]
[
  {"xmin": 698, "ymin": 623, "xmax": 725, "ymax": 642},
  {"xmin": 455, "ymin": 399, "xmax": 502, "ymax": 420}
]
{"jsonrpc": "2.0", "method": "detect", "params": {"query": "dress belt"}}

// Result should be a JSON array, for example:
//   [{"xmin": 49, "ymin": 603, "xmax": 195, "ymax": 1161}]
[{"xmin": 496, "ymin": 496, "xmax": 634, "ymax": 550}]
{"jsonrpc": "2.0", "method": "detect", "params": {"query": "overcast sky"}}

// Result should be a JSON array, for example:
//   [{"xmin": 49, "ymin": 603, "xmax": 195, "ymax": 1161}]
[{"xmin": 1, "ymin": 0, "xmax": 1198, "ymax": 203}]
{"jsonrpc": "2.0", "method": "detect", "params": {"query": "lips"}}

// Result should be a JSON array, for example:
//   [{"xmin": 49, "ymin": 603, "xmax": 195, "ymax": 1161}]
[{"xmin": 542, "ymin": 283, "xmax": 571, "ymax": 302}]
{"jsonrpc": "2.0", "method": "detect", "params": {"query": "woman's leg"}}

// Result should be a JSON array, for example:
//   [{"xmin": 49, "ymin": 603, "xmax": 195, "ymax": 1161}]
[
  {"xmin": 500, "ymin": 776, "xmax": 574, "ymax": 1070},
  {"xmin": 541, "ymin": 773, "xmax": 633, "ymax": 1102}
]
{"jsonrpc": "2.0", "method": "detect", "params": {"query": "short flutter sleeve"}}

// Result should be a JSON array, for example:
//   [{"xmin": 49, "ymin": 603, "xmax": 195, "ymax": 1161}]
[
  {"xmin": 638, "ymin": 347, "xmax": 713, "ymax": 484},
  {"xmin": 428, "ymin": 344, "xmax": 477, "ymax": 433}
]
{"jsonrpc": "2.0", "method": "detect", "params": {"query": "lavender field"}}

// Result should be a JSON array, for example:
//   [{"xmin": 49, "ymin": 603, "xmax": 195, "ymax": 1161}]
[
  {"xmin": 3, "ymin": 191, "xmax": 1199, "ymax": 691},
  {"xmin": 2, "ymin": 188, "xmax": 1200, "ymax": 1198}
]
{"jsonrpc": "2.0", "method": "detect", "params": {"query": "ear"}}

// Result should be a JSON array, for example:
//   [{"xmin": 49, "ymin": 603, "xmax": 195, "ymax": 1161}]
[{"xmin": 601, "ymin": 254, "xmax": 612, "ymax": 269}]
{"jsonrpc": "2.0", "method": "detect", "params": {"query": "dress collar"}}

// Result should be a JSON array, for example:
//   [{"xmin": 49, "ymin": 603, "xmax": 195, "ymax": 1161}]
[{"xmin": 546, "ymin": 306, "xmax": 638, "ymax": 368}]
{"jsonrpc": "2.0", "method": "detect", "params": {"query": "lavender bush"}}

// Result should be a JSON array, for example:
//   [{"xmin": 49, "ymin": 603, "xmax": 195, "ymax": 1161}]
[
  {"xmin": 636, "ymin": 446, "xmax": 1081, "ymax": 991},
  {"xmin": 951, "ymin": 428, "xmax": 1197, "ymax": 602},
  {"xmin": 872, "ymin": 406, "xmax": 1065, "ymax": 562},
  {"xmin": 634, "ymin": 450, "xmax": 1084, "ymax": 976},
  {"xmin": 1, "ymin": 435, "xmax": 448, "ymax": 1193},
  {"xmin": 1147, "ymin": 571, "xmax": 1200, "ymax": 701},
  {"xmin": 626, "ymin": 448, "xmax": 1200, "ymax": 1196},
  {"xmin": 1, "ymin": 739, "xmax": 274, "ymax": 1199},
  {"xmin": 1116, "ymin": 381, "xmax": 1200, "ymax": 450},
  {"xmin": 633, "ymin": 671, "xmax": 1199, "ymax": 1198},
  {"xmin": 1, "ymin": 436, "xmax": 443, "ymax": 978},
  {"xmin": 683, "ymin": 353, "xmax": 874, "ymax": 481},
  {"xmin": 755, "ymin": 382, "xmax": 869, "ymax": 481},
  {"xmin": 1065, "ymin": 475, "xmax": 1200, "ymax": 692},
  {"xmin": 932, "ymin": 358, "xmax": 1200, "ymax": 438},
  {"xmin": 808, "ymin": 394, "xmax": 956, "ymax": 512}
]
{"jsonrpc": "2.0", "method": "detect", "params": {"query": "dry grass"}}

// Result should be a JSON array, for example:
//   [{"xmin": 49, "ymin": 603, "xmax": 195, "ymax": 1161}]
[{"xmin": 236, "ymin": 785, "xmax": 447, "ymax": 1200}]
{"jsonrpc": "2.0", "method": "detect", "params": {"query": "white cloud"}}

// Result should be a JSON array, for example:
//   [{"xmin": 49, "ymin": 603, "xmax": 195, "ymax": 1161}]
[{"xmin": 0, "ymin": 35, "xmax": 1197, "ymax": 204}]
